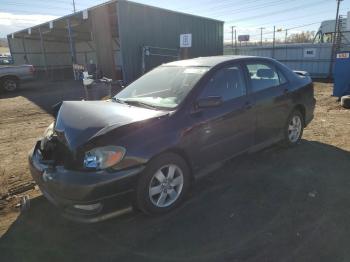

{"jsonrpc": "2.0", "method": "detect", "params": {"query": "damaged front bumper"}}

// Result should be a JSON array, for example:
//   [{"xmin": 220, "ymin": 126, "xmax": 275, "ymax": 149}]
[{"xmin": 28, "ymin": 141, "xmax": 144, "ymax": 223}]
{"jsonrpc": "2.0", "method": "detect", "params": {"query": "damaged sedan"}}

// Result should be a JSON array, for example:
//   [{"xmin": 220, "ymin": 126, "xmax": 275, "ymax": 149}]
[{"xmin": 29, "ymin": 56, "xmax": 315, "ymax": 222}]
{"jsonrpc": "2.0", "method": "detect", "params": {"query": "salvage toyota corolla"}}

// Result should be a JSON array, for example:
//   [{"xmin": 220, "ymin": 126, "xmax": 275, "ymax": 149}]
[{"xmin": 29, "ymin": 56, "xmax": 315, "ymax": 222}]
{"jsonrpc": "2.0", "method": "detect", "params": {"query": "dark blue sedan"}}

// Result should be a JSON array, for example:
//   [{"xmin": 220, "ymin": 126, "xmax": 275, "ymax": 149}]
[{"xmin": 29, "ymin": 56, "xmax": 315, "ymax": 222}]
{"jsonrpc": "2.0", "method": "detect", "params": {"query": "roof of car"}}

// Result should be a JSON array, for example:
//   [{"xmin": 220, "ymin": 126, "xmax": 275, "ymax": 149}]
[{"xmin": 164, "ymin": 55, "xmax": 267, "ymax": 67}]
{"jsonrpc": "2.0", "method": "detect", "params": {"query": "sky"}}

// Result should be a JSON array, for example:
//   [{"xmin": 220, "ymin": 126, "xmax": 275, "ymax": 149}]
[{"xmin": 1, "ymin": 0, "xmax": 350, "ymax": 42}]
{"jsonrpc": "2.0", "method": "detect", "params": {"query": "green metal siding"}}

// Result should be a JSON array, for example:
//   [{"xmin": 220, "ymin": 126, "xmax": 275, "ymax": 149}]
[{"xmin": 117, "ymin": 1, "xmax": 223, "ymax": 83}]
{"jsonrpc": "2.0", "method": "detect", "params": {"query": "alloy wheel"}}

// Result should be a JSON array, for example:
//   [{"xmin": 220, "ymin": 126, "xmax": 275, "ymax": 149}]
[
  {"xmin": 3, "ymin": 79, "xmax": 17, "ymax": 92},
  {"xmin": 148, "ymin": 164, "xmax": 184, "ymax": 208},
  {"xmin": 288, "ymin": 115, "xmax": 302, "ymax": 143}
]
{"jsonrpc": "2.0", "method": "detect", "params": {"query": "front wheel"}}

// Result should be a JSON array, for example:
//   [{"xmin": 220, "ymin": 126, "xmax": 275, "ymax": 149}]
[
  {"xmin": 283, "ymin": 110, "xmax": 304, "ymax": 146},
  {"xmin": 135, "ymin": 153, "xmax": 191, "ymax": 215},
  {"xmin": 1, "ymin": 77, "xmax": 19, "ymax": 92}
]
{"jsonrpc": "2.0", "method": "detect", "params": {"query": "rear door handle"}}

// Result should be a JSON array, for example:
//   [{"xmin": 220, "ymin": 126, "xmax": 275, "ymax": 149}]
[{"xmin": 284, "ymin": 88, "xmax": 289, "ymax": 94}]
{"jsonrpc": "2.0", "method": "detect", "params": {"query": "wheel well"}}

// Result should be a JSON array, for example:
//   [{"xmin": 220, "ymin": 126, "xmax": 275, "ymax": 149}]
[
  {"xmin": 0, "ymin": 75, "xmax": 19, "ymax": 83},
  {"xmin": 294, "ymin": 104, "xmax": 306, "ymax": 126},
  {"xmin": 156, "ymin": 148, "xmax": 195, "ymax": 182}
]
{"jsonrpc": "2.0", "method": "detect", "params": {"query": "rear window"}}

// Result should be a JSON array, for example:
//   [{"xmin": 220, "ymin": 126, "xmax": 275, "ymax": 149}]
[
  {"xmin": 0, "ymin": 57, "xmax": 13, "ymax": 65},
  {"xmin": 246, "ymin": 63, "xmax": 287, "ymax": 92}
]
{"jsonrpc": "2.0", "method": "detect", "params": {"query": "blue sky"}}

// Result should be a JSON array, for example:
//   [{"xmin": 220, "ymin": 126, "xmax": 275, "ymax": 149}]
[{"xmin": 1, "ymin": 0, "xmax": 350, "ymax": 41}]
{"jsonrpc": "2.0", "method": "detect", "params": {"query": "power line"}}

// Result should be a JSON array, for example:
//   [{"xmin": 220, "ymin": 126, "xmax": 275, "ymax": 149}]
[
  {"xmin": 0, "ymin": 8, "xmax": 68, "ymax": 16},
  {"xmin": 248, "ymin": 9, "xmax": 334, "ymax": 28},
  {"xmin": 248, "ymin": 22, "xmax": 322, "ymax": 37},
  {"xmin": 223, "ymin": 9, "xmax": 332, "ymax": 37},
  {"xmin": 200, "ymin": 0, "xmax": 269, "ymax": 15},
  {"xmin": 31, "ymin": 0, "xmax": 71, "ymax": 3},
  {"xmin": 224, "ymin": 19, "xmax": 328, "ymax": 43},
  {"xmin": 0, "ymin": 1, "xmax": 73, "ymax": 11},
  {"xmin": 167, "ymin": 0, "xmax": 265, "ymax": 14},
  {"xmin": 225, "ymin": 0, "xmax": 331, "ymax": 23},
  {"xmin": 0, "ymin": 0, "xmax": 89, "ymax": 14},
  {"xmin": 247, "ymin": 21, "xmax": 324, "ymax": 40},
  {"xmin": 209, "ymin": 0, "xmax": 294, "ymax": 17}
]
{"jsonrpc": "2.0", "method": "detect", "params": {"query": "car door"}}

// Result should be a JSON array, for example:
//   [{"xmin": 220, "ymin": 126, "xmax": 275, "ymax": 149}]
[
  {"xmin": 187, "ymin": 63, "xmax": 255, "ymax": 167},
  {"xmin": 244, "ymin": 60, "xmax": 290, "ymax": 146}
]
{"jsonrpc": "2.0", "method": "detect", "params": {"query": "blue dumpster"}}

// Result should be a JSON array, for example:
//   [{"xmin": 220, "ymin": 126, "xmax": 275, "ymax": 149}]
[{"xmin": 333, "ymin": 51, "xmax": 350, "ymax": 97}]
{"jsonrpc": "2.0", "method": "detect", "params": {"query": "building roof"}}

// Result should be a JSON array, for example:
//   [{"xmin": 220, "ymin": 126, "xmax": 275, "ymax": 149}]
[
  {"xmin": 7, "ymin": 0, "xmax": 223, "ymax": 38},
  {"xmin": 165, "ymin": 55, "xmax": 259, "ymax": 67}
]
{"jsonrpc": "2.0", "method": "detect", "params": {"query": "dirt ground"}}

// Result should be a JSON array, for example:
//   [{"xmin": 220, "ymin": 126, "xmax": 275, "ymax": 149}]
[
  {"xmin": 0, "ymin": 80, "xmax": 84, "ymax": 233},
  {"xmin": 0, "ymin": 81, "xmax": 349, "ymax": 262},
  {"xmin": 0, "ymin": 47, "xmax": 9, "ymax": 54}
]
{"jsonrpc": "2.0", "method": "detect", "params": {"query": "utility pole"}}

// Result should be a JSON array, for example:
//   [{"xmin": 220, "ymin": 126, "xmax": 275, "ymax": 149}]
[
  {"xmin": 329, "ymin": 0, "xmax": 343, "ymax": 78},
  {"xmin": 259, "ymin": 27, "xmax": 265, "ymax": 46},
  {"xmin": 231, "ymin": 26, "xmax": 237, "ymax": 55},
  {"xmin": 231, "ymin": 26, "xmax": 235, "ymax": 51},
  {"xmin": 285, "ymin": 29, "xmax": 288, "ymax": 43},
  {"xmin": 272, "ymin": 26, "xmax": 276, "ymax": 58},
  {"xmin": 72, "ymin": 0, "xmax": 76, "ymax": 13},
  {"xmin": 234, "ymin": 28, "xmax": 237, "ymax": 55}
]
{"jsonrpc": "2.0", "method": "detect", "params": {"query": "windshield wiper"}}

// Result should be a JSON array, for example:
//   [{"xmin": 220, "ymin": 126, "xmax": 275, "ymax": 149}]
[
  {"xmin": 111, "ymin": 97, "xmax": 126, "ymax": 104},
  {"xmin": 123, "ymin": 100, "xmax": 160, "ymax": 110}
]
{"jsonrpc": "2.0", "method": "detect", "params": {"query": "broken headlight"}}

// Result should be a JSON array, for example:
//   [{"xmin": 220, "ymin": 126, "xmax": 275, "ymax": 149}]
[
  {"xmin": 40, "ymin": 122, "xmax": 54, "ymax": 150},
  {"xmin": 84, "ymin": 146, "xmax": 126, "ymax": 170}
]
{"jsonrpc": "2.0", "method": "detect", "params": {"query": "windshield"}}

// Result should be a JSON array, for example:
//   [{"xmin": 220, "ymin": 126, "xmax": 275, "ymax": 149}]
[
  {"xmin": 0, "ymin": 57, "xmax": 13, "ymax": 65},
  {"xmin": 115, "ymin": 66, "xmax": 209, "ymax": 109}
]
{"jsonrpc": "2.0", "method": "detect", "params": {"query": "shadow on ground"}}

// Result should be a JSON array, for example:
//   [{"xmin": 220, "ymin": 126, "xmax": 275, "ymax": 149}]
[
  {"xmin": 1, "ymin": 140, "xmax": 350, "ymax": 262},
  {"xmin": 0, "ymin": 80, "xmax": 122, "ymax": 115}
]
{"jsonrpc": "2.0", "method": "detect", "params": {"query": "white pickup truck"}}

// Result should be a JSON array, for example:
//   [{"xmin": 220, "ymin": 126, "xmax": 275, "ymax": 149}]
[{"xmin": 0, "ymin": 57, "xmax": 35, "ymax": 92}]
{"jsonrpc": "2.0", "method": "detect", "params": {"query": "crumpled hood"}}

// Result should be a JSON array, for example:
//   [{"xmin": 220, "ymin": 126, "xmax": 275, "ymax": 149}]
[{"xmin": 55, "ymin": 101, "xmax": 168, "ymax": 150}]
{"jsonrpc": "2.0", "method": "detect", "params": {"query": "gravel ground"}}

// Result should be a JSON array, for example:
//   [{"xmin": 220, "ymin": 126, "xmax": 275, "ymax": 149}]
[{"xmin": 0, "ymin": 81, "xmax": 349, "ymax": 262}]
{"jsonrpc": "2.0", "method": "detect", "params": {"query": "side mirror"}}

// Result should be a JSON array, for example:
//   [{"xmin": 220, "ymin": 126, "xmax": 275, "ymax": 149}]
[{"xmin": 196, "ymin": 96, "xmax": 223, "ymax": 108}]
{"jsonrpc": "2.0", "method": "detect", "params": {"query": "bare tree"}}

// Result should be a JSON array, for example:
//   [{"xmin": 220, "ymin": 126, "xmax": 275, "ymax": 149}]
[
  {"xmin": 287, "ymin": 31, "xmax": 315, "ymax": 43},
  {"xmin": 0, "ymin": 38, "xmax": 9, "ymax": 48}
]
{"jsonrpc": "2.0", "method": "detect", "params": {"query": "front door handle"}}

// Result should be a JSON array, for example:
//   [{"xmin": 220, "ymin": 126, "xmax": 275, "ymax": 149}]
[
  {"xmin": 190, "ymin": 108, "xmax": 203, "ymax": 117},
  {"xmin": 244, "ymin": 101, "xmax": 253, "ymax": 110}
]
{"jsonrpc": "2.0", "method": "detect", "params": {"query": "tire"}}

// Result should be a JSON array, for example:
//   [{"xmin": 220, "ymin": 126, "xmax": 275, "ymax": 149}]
[
  {"xmin": 341, "ymin": 95, "xmax": 350, "ymax": 109},
  {"xmin": 135, "ymin": 152, "xmax": 191, "ymax": 215},
  {"xmin": 0, "ymin": 77, "xmax": 19, "ymax": 92},
  {"xmin": 283, "ymin": 110, "xmax": 304, "ymax": 146}
]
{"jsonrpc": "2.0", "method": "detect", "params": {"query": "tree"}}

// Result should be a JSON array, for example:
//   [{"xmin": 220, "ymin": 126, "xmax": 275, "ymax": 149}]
[
  {"xmin": 0, "ymin": 38, "xmax": 9, "ymax": 47},
  {"xmin": 287, "ymin": 31, "xmax": 315, "ymax": 43}
]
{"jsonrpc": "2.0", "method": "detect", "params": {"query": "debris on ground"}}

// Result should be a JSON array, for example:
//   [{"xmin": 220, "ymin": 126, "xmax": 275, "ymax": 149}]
[
  {"xmin": 15, "ymin": 195, "xmax": 30, "ymax": 212},
  {"xmin": 308, "ymin": 190, "xmax": 318, "ymax": 198},
  {"xmin": 8, "ymin": 182, "xmax": 36, "ymax": 196}
]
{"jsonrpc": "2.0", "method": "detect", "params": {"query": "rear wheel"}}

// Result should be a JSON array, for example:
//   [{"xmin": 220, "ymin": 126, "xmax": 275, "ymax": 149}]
[
  {"xmin": 341, "ymin": 95, "xmax": 350, "ymax": 109},
  {"xmin": 135, "ymin": 153, "xmax": 191, "ymax": 215},
  {"xmin": 1, "ymin": 77, "xmax": 19, "ymax": 92},
  {"xmin": 283, "ymin": 110, "xmax": 304, "ymax": 146}
]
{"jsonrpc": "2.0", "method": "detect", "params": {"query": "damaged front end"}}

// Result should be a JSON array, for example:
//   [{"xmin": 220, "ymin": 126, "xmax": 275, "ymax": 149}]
[
  {"xmin": 27, "ymin": 100, "xmax": 166, "ymax": 222},
  {"xmin": 39, "ymin": 122, "xmax": 76, "ymax": 168},
  {"xmin": 29, "ymin": 127, "xmax": 141, "ymax": 222}
]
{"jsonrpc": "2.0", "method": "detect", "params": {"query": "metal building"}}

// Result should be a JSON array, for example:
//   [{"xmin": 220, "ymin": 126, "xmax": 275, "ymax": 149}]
[
  {"xmin": 223, "ymin": 11, "xmax": 350, "ymax": 79},
  {"xmin": 313, "ymin": 11, "xmax": 350, "ymax": 46},
  {"xmin": 7, "ymin": 0, "xmax": 223, "ymax": 83},
  {"xmin": 225, "ymin": 43, "xmax": 332, "ymax": 78}
]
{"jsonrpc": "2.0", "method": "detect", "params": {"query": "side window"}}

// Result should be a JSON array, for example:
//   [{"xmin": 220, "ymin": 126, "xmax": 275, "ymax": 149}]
[
  {"xmin": 246, "ymin": 63, "xmax": 286, "ymax": 92},
  {"xmin": 199, "ymin": 65, "xmax": 246, "ymax": 101}
]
